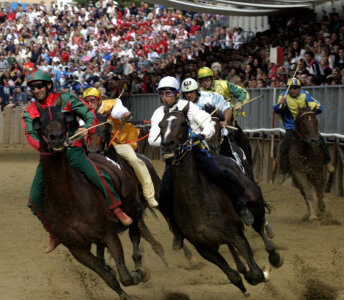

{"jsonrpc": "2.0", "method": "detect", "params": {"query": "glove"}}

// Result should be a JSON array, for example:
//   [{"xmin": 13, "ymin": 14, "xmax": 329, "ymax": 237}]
[{"xmin": 191, "ymin": 134, "xmax": 205, "ymax": 143}]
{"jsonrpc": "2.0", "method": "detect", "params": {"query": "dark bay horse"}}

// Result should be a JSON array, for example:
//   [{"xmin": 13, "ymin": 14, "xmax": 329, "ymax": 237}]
[
  {"xmin": 289, "ymin": 107, "xmax": 327, "ymax": 221},
  {"xmin": 158, "ymin": 103, "xmax": 283, "ymax": 297},
  {"xmin": 33, "ymin": 105, "xmax": 166, "ymax": 300},
  {"xmin": 203, "ymin": 104, "xmax": 254, "ymax": 180}
]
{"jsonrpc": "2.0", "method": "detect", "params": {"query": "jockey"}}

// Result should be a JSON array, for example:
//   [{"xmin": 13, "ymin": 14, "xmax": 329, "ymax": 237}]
[
  {"xmin": 181, "ymin": 77, "xmax": 232, "ymax": 127},
  {"xmin": 149, "ymin": 76, "xmax": 254, "ymax": 250},
  {"xmin": 82, "ymin": 87, "xmax": 158, "ymax": 208},
  {"xmin": 22, "ymin": 70, "xmax": 133, "ymax": 254},
  {"xmin": 197, "ymin": 67, "xmax": 252, "ymax": 165},
  {"xmin": 273, "ymin": 78, "xmax": 334, "ymax": 182}
]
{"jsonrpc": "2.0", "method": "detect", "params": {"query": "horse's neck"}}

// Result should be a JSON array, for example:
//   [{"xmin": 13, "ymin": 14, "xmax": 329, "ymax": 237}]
[{"xmin": 41, "ymin": 154, "xmax": 74, "ymax": 193}]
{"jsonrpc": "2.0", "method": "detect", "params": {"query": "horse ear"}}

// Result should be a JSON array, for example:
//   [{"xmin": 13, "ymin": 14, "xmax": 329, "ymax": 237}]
[
  {"xmin": 163, "ymin": 106, "xmax": 169, "ymax": 115},
  {"xmin": 63, "ymin": 112, "xmax": 75, "ymax": 124},
  {"xmin": 181, "ymin": 101, "xmax": 190, "ymax": 116},
  {"xmin": 32, "ymin": 117, "xmax": 41, "ymax": 131}
]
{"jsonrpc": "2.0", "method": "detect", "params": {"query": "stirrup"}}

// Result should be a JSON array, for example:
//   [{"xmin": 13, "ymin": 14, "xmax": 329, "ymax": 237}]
[{"xmin": 114, "ymin": 208, "xmax": 133, "ymax": 226}]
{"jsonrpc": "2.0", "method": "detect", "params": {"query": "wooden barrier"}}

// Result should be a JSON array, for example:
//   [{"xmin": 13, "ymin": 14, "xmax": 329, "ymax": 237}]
[{"xmin": 1, "ymin": 108, "xmax": 343, "ymax": 197}]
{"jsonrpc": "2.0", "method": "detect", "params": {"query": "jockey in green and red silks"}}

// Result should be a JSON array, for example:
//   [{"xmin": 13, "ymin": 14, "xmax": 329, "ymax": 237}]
[{"xmin": 22, "ymin": 69, "xmax": 132, "ymax": 253}]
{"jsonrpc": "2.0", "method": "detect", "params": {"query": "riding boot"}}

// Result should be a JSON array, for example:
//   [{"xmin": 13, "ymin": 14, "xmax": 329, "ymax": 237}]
[
  {"xmin": 45, "ymin": 234, "xmax": 59, "ymax": 253},
  {"xmin": 113, "ymin": 208, "xmax": 133, "ymax": 226}
]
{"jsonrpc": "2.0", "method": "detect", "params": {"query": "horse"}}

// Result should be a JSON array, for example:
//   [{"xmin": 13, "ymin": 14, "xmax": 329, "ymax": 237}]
[
  {"xmin": 203, "ymin": 104, "xmax": 254, "ymax": 180},
  {"xmin": 87, "ymin": 110, "xmax": 194, "ymax": 261},
  {"xmin": 289, "ymin": 107, "xmax": 327, "ymax": 221},
  {"xmin": 158, "ymin": 102, "xmax": 283, "ymax": 297},
  {"xmin": 32, "ymin": 105, "xmax": 166, "ymax": 300}
]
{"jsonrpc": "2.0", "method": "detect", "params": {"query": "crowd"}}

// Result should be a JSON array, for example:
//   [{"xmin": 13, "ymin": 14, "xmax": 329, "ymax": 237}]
[{"xmin": 0, "ymin": 0, "xmax": 344, "ymax": 111}]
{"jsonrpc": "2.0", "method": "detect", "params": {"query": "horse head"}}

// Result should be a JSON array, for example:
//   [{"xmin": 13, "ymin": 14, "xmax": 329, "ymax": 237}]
[
  {"xmin": 295, "ymin": 107, "xmax": 320, "ymax": 145},
  {"xmin": 202, "ymin": 104, "xmax": 224, "ymax": 155},
  {"xmin": 33, "ymin": 106, "xmax": 74, "ymax": 153},
  {"xmin": 159, "ymin": 102, "xmax": 190, "ymax": 161},
  {"xmin": 87, "ymin": 109, "xmax": 112, "ymax": 154}
]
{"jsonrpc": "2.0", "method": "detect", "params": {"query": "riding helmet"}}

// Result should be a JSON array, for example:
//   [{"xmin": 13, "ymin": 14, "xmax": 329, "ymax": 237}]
[
  {"xmin": 157, "ymin": 76, "xmax": 180, "ymax": 91},
  {"xmin": 181, "ymin": 78, "xmax": 199, "ymax": 93},
  {"xmin": 287, "ymin": 78, "xmax": 301, "ymax": 87},
  {"xmin": 197, "ymin": 67, "xmax": 214, "ymax": 79},
  {"xmin": 83, "ymin": 87, "xmax": 101, "ymax": 100},
  {"xmin": 27, "ymin": 69, "xmax": 52, "ymax": 86}
]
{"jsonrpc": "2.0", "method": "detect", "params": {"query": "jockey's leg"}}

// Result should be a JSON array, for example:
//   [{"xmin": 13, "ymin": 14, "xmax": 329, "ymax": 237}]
[
  {"xmin": 279, "ymin": 129, "xmax": 294, "ymax": 175},
  {"xmin": 192, "ymin": 146, "xmax": 254, "ymax": 226},
  {"xmin": 319, "ymin": 136, "xmax": 334, "ymax": 172},
  {"xmin": 28, "ymin": 163, "xmax": 59, "ymax": 253},
  {"xmin": 234, "ymin": 122, "xmax": 252, "ymax": 166},
  {"xmin": 160, "ymin": 163, "xmax": 183, "ymax": 250},
  {"xmin": 115, "ymin": 144, "xmax": 158, "ymax": 208},
  {"xmin": 66, "ymin": 147, "xmax": 132, "ymax": 226}
]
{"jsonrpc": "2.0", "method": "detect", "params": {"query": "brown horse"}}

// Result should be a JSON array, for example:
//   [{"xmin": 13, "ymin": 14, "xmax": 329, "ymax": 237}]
[
  {"xmin": 158, "ymin": 103, "xmax": 282, "ymax": 297},
  {"xmin": 88, "ymin": 110, "xmax": 194, "ymax": 261},
  {"xmin": 289, "ymin": 107, "xmax": 327, "ymax": 221},
  {"xmin": 32, "ymin": 105, "xmax": 166, "ymax": 300}
]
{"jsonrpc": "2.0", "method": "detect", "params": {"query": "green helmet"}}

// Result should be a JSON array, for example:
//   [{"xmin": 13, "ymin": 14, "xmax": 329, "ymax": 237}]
[{"xmin": 27, "ymin": 69, "xmax": 52, "ymax": 86}]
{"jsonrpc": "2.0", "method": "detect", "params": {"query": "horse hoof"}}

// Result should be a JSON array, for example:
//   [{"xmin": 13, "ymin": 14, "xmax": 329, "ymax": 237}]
[
  {"xmin": 120, "ymin": 291, "xmax": 133, "ymax": 300},
  {"xmin": 308, "ymin": 215, "xmax": 318, "ymax": 222},
  {"xmin": 269, "ymin": 252, "xmax": 283, "ymax": 268},
  {"xmin": 243, "ymin": 291, "xmax": 252, "ymax": 298},
  {"xmin": 137, "ymin": 266, "xmax": 151, "ymax": 283}
]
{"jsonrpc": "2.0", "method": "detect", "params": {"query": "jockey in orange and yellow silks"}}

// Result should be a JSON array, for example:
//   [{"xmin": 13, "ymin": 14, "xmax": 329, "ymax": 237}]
[{"xmin": 83, "ymin": 88, "xmax": 158, "ymax": 208}]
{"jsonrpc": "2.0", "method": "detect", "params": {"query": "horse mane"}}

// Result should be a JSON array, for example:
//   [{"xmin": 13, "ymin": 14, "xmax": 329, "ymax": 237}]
[{"xmin": 203, "ymin": 104, "xmax": 225, "ymax": 121}]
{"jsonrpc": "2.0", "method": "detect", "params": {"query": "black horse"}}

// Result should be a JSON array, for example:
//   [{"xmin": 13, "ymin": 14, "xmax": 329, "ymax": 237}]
[
  {"xmin": 203, "ymin": 104, "xmax": 254, "ymax": 180},
  {"xmin": 289, "ymin": 107, "xmax": 328, "ymax": 221},
  {"xmin": 158, "ymin": 102, "xmax": 282, "ymax": 297},
  {"xmin": 33, "ymin": 105, "xmax": 166, "ymax": 300}
]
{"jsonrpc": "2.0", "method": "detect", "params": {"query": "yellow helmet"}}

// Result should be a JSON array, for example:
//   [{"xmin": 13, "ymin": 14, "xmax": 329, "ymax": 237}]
[
  {"xmin": 83, "ymin": 87, "xmax": 101, "ymax": 100},
  {"xmin": 287, "ymin": 78, "xmax": 301, "ymax": 87},
  {"xmin": 197, "ymin": 67, "xmax": 214, "ymax": 79}
]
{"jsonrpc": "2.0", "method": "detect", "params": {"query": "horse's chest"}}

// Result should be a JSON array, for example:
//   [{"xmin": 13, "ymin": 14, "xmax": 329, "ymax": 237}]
[{"xmin": 289, "ymin": 144, "xmax": 323, "ymax": 173}]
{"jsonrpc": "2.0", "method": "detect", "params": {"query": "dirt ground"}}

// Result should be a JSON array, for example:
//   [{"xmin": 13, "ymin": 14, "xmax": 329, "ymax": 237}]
[{"xmin": 0, "ymin": 145, "xmax": 343, "ymax": 300}]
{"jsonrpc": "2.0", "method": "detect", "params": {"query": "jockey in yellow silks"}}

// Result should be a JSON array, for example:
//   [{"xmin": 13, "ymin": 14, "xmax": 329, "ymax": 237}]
[
  {"xmin": 83, "ymin": 88, "xmax": 158, "ymax": 208},
  {"xmin": 273, "ymin": 78, "xmax": 333, "ymax": 180},
  {"xmin": 197, "ymin": 66, "xmax": 252, "ymax": 165}
]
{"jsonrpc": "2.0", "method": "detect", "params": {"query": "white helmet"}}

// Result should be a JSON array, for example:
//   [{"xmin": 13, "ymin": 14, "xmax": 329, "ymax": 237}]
[
  {"xmin": 181, "ymin": 78, "xmax": 198, "ymax": 93},
  {"xmin": 157, "ymin": 76, "xmax": 180, "ymax": 91}
]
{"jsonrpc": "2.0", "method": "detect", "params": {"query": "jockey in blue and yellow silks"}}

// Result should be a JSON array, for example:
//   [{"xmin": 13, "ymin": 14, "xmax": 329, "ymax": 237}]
[
  {"xmin": 273, "ymin": 78, "xmax": 333, "ymax": 180},
  {"xmin": 197, "ymin": 67, "xmax": 252, "ymax": 165}
]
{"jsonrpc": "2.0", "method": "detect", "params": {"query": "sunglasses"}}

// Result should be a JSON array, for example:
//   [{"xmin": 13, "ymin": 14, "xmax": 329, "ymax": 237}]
[
  {"xmin": 158, "ymin": 90, "xmax": 177, "ymax": 98},
  {"xmin": 30, "ymin": 82, "xmax": 47, "ymax": 90},
  {"xmin": 289, "ymin": 86, "xmax": 300, "ymax": 90}
]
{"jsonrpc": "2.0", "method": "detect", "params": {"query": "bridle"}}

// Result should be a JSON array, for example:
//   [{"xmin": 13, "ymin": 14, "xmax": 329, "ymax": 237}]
[{"xmin": 294, "ymin": 110, "xmax": 318, "ymax": 142}]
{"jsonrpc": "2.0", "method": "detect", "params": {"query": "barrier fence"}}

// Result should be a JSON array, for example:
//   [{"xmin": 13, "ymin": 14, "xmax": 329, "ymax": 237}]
[{"xmin": 1, "ymin": 86, "xmax": 343, "ymax": 196}]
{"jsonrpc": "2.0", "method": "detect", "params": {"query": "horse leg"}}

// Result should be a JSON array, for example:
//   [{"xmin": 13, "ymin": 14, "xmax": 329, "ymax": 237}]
[
  {"xmin": 68, "ymin": 246, "xmax": 132, "ymax": 300},
  {"xmin": 96, "ymin": 243, "xmax": 106, "ymax": 266},
  {"xmin": 138, "ymin": 219, "xmax": 168, "ymax": 266},
  {"xmin": 293, "ymin": 171, "xmax": 317, "ymax": 221},
  {"xmin": 315, "ymin": 177, "xmax": 326, "ymax": 217},
  {"xmin": 227, "ymin": 244, "xmax": 247, "ymax": 274},
  {"xmin": 105, "ymin": 233, "xmax": 142, "ymax": 287},
  {"xmin": 232, "ymin": 228, "xmax": 265, "ymax": 286},
  {"xmin": 252, "ymin": 217, "xmax": 283, "ymax": 268},
  {"xmin": 194, "ymin": 244, "xmax": 250, "ymax": 297}
]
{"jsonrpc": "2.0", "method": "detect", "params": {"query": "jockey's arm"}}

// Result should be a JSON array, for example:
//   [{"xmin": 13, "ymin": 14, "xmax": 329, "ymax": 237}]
[
  {"xmin": 211, "ymin": 92, "xmax": 232, "ymax": 127},
  {"xmin": 189, "ymin": 101, "xmax": 215, "ymax": 140},
  {"xmin": 273, "ymin": 94, "xmax": 287, "ymax": 113},
  {"xmin": 305, "ymin": 92, "xmax": 322, "ymax": 115},
  {"xmin": 227, "ymin": 81, "xmax": 249, "ymax": 109},
  {"xmin": 110, "ymin": 98, "xmax": 130, "ymax": 119},
  {"xmin": 148, "ymin": 107, "xmax": 163, "ymax": 147}
]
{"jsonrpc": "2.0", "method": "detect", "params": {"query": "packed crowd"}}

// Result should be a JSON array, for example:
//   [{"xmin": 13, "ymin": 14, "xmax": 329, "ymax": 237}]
[{"xmin": 0, "ymin": 0, "xmax": 344, "ymax": 111}]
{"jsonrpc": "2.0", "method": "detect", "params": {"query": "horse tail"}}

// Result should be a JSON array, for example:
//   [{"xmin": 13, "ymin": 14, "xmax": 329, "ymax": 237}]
[{"xmin": 138, "ymin": 219, "xmax": 168, "ymax": 267}]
